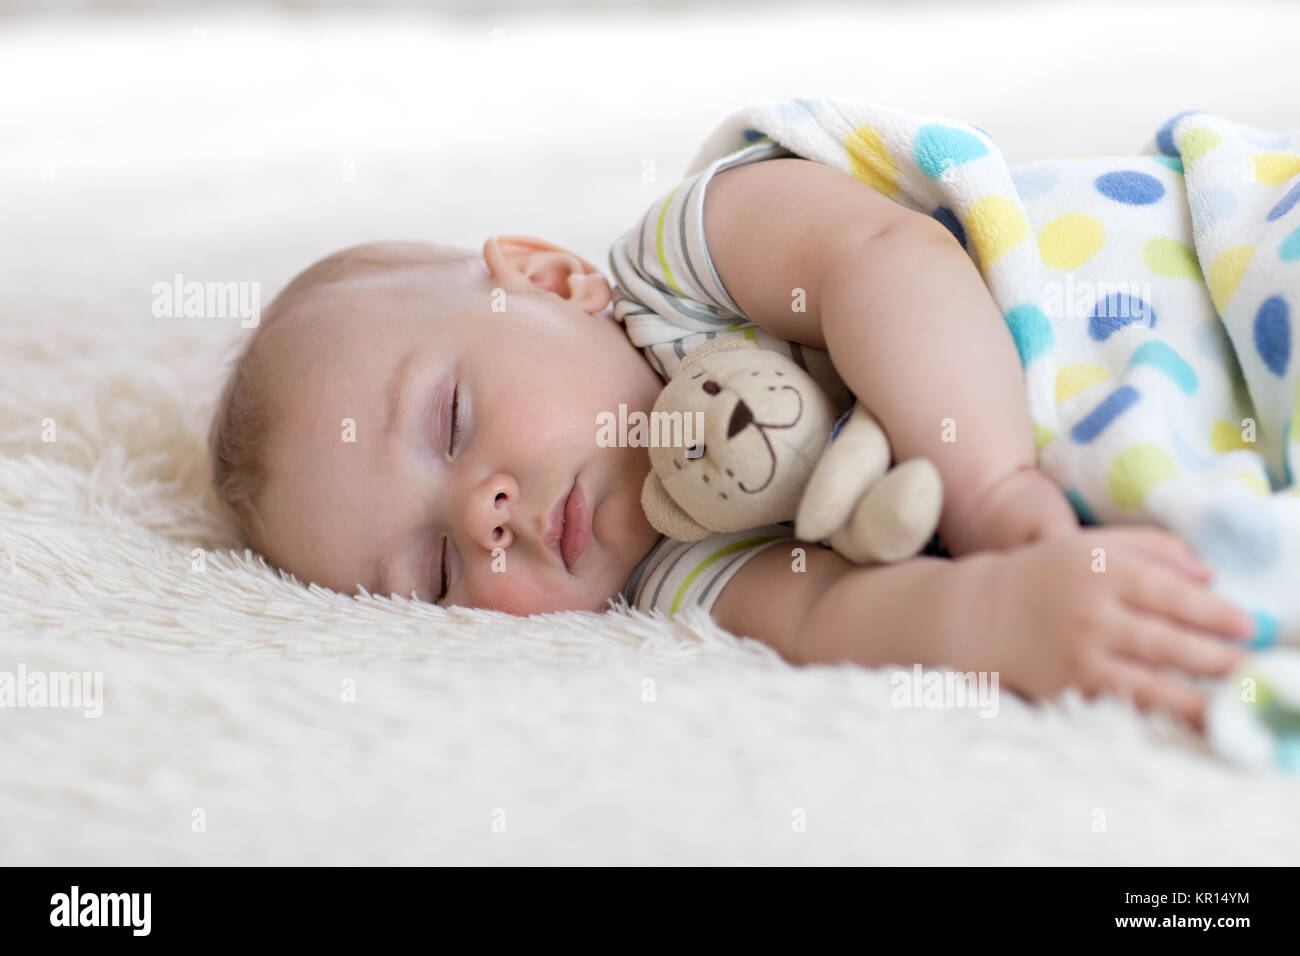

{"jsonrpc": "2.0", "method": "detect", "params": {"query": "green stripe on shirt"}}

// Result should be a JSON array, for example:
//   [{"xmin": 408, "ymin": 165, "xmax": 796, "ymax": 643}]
[
  {"xmin": 655, "ymin": 185, "xmax": 684, "ymax": 295},
  {"xmin": 670, "ymin": 534, "xmax": 784, "ymax": 616}
]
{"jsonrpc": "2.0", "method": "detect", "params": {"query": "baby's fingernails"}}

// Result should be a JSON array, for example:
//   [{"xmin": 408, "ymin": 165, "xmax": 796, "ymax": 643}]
[{"xmin": 1229, "ymin": 611, "xmax": 1259, "ymax": 640}]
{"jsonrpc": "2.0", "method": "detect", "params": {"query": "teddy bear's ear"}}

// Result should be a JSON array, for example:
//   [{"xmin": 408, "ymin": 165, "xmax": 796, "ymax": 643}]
[
  {"xmin": 641, "ymin": 472, "xmax": 710, "ymax": 541},
  {"xmin": 672, "ymin": 336, "xmax": 758, "ymax": 379}
]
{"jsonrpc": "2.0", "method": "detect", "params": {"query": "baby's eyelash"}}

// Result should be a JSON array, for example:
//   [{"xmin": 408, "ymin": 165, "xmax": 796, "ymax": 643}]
[
  {"xmin": 449, "ymin": 384, "xmax": 460, "ymax": 455},
  {"xmin": 437, "ymin": 536, "xmax": 450, "ymax": 603}
]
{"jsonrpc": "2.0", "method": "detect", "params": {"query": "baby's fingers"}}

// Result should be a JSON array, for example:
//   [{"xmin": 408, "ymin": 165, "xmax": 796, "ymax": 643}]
[
  {"xmin": 1112, "ymin": 613, "xmax": 1250, "ymax": 679},
  {"xmin": 1087, "ymin": 654, "xmax": 1210, "ymax": 732},
  {"xmin": 1118, "ymin": 560, "xmax": 1255, "ymax": 639},
  {"xmin": 1094, "ymin": 525, "xmax": 1211, "ymax": 581}
]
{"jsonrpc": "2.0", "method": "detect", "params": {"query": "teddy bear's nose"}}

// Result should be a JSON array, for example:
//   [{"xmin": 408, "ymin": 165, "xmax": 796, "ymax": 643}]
[
  {"xmin": 702, "ymin": 380, "xmax": 720, "ymax": 395},
  {"xmin": 727, "ymin": 399, "xmax": 753, "ymax": 438}
]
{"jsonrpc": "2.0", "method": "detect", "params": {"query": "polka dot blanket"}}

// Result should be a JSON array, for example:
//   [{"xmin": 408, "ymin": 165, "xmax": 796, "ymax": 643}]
[{"xmin": 685, "ymin": 97, "xmax": 1300, "ymax": 770}]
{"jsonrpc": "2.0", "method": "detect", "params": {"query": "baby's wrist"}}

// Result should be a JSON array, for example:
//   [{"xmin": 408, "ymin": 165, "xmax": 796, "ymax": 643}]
[{"xmin": 942, "ymin": 465, "xmax": 1078, "ymax": 555}]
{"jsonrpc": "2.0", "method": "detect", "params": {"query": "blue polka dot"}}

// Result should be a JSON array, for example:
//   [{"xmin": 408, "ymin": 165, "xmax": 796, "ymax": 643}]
[
  {"xmin": 775, "ymin": 99, "xmax": 820, "ymax": 125},
  {"xmin": 932, "ymin": 206, "xmax": 967, "ymax": 249},
  {"xmin": 1070, "ymin": 386, "xmax": 1140, "ymax": 443},
  {"xmin": 1198, "ymin": 498, "xmax": 1281, "ymax": 575},
  {"xmin": 1011, "ymin": 165, "xmax": 1058, "ymax": 201},
  {"xmin": 912, "ymin": 124, "xmax": 989, "ymax": 180},
  {"xmin": 1249, "ymin": 611, "xmax": 1280, "ymax": 649},
  {"xmin": 1254, "ymin": 295, "xmax": 1291, "ymax": 376},
  {"xmin": 830, "ymin": 408, "xmax": 851, "ymax": 440},
  {"xmin": 1128, "ymin": 341, "xmax": 1198, "ymax": 393},
  {"xmin": 741, "ymin": 128, "xmax": 767, "ymax": 142},
  {"xmin": 1195, "ymin": 185, "xmax": 1238, "ymax": 227},
  {"xmin": 1156, "ymin": 109, "xmax": 1201, "ymax": 157},
  {"xmin": 1280, "ymin": 225, "xmax": 1300, "ymax": 262},
  {"xmin": 1267, "ymin": 181, "xmax": 1300, "ymax": 222},
  {"xmin": 1065, "ymin": 488, "xmax": 1098, "ymax": 525},
  {"xmin": 1095, "ymin": 170, "xmax": 1165, "ymax": 205},
  {"xmin": 1241, "ymin": 128, "xmax": 1294, "ymax": 150},
  {"xmin": 1089, "ymin": 293, "xmax": 1157, "ymax": 341},
  {"xmin": 1004, "ymin": 304, "xmax": 1053, "ymax": 367},
  {"xmin": 1170, "ymin": 428, "xmax": 1212, "ymax": 470}
]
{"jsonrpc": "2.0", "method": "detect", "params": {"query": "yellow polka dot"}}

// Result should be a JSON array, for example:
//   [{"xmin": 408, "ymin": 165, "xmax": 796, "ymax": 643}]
[
  {"xmin": 964, "ymin": 195, "xmax": 1030, "ymax": 271},
  {"xmin": 1142, "ymin": 237, "xmax": 1203, "ymax": 280},
  {"xmin": 1210, "ymin": 419, "xmax": 1254, "ymax": 453},
  {"xmin": 1206, "ymin": 245, "xmax": 1256, "ymax": 314},
  {"xmin": 1252, "ymin": 152, "xmax": 1300, "ymax": 187},
  {"xmin": 1037, "ymin": 213, "xmax": 1105, "ymax": 270},
  {"xmin": 1232, "ymin": 471, "xmax": 1271, "ymax": 496},
  {"xmin": 1108, "ymin": 444, "xmax": 1178, "ymax": 511},
  {"xmin": 1033, "ymin": 423, "xmax": 1055, "ymax": 452},
  {"xmin": 1179, "ymin": 128, "xmax": 1221, "ymax": 171},
  {"xmin": 1055, "ymin": 364, "xmax": 1109, "ymax": 402},
  {"xmin": 845, "ymin": 126, "xmax": 899, "ymax": 197}
]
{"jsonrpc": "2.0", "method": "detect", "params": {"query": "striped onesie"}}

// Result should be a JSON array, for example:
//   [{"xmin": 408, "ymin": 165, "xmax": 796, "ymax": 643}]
[{"xmin": 609, "ymin": 140, "xmax": 852, "ymax": 619}]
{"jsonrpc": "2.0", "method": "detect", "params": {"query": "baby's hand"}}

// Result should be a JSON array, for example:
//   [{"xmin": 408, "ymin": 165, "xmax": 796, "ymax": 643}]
[
  {"xmin": 942, "ymin": 464, "xmax": 1079, "ymax": 556},
  {"xmin": 969, "ymin": 526, "xmax": 1256, "ymax": 731}
]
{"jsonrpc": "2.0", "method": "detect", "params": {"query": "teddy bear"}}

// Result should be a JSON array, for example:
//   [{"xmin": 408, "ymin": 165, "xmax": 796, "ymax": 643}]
[{"xmin": 640, "ymin": 337, "xmax": 944, "ymax": 564}]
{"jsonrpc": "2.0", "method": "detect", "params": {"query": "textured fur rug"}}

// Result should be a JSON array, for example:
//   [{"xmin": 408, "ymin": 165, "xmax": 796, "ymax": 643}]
[{"xmin": 3, "ymin": 5, "xmax": 1299, "ymax": 865}]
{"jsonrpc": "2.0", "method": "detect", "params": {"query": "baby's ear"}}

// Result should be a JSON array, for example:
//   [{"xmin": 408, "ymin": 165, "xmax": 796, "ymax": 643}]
[
  {"xmin": 642, "ymin": 472, "xmax": 710, "ymax": 541},
  {"xmin": 673, "ymin": 337, "xmax": 757, "ymax": 379}
]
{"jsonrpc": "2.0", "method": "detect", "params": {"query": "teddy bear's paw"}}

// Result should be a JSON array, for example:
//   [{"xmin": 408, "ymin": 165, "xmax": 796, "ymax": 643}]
[{"xmin": 831, "ymin": 458, "xmax": 943, "ymax": 564}]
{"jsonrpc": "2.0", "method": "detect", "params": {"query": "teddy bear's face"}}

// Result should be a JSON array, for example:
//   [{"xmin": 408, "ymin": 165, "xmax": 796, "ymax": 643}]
[{"xmin": 647, "ymin": 345, "xmax": 839, "ymax": 533}]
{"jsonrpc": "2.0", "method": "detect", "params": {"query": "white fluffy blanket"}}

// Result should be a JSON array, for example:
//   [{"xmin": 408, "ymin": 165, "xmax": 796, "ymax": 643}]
[{"xmin": 4, "ymin": 5, "xmax": 1300, "ymax": 865}]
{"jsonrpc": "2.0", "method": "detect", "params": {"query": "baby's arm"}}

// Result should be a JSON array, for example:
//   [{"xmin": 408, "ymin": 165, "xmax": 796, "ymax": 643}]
[
  {"xmin": 712, "ymin": 528, "xmax": 1255, "ymax": 731},
  {"xmin": 703, "ymin": 158, "xmax": 1077, "ymax": 555}
]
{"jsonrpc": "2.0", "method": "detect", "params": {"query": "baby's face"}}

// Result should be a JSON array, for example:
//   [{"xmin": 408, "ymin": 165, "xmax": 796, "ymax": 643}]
[{"xmin": 255, "ymin": 237, "xmax": 665, "ymax": 614}]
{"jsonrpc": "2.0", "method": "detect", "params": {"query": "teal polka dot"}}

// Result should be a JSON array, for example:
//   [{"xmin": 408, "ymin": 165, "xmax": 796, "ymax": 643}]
[
  {"xmin": 1065, "ymin": 488, "xmax": 1098, "ymax": 525},
  {"xmin": 1151, "ymin": 155, "xmax": 1184, "ymax": 174},
  {"xmin": 1285, "ymin": 416, "xmax": 1294, "ymax": 487},
  {"xmin": 913, "ymin": 124, "xmax": 989, "ymax": 180},
  {"xmin": 1249, "ymin": 611, "xmax": 1280, "ymax": 649},
  {"xmin": 1276, "ymin": 736, "xmax": 1300, "ymax": 771},
  {"xmin": 1004, "ymin": 304, "xmax": 1053, "ymax": 367},
  {"xmin": 1264, "ymin": 460, "xmax": 1282, "ymax": 491},
  {"xmin": 1128, "ymin": 341, "xmax": 1198, "ymax": 393},
  {"xmin": 1280, "ymin": 225, "xmax": 1300, "ymax": 262}
]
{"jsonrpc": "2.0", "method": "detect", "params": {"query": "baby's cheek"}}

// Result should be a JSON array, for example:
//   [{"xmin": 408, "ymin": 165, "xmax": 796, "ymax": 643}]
[{"xmin": 475, "ymin": 568, "xmax": 574, "ymax": 616}]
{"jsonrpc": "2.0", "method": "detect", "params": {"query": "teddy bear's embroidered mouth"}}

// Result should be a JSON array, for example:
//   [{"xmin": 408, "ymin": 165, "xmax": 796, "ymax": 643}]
[{"xmin": 734, "ymin": 385, "xmax": 803, "ymax": 494}]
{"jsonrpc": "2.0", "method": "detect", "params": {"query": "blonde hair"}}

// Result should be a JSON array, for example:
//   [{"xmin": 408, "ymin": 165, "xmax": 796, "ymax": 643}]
[{"xmin": 207, "ymin": 240, "xmax": 485, "ymax": 549}]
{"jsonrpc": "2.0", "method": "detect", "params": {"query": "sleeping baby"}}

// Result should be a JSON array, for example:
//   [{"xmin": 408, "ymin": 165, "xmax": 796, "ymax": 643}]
[{"xmin": 207, "ymin": 97, "xmax": 1300, "ymax": 734}]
